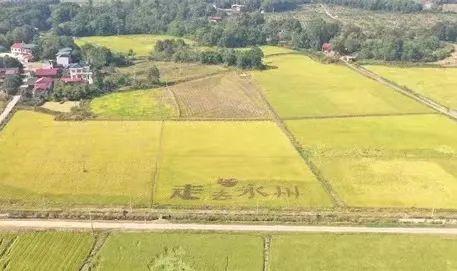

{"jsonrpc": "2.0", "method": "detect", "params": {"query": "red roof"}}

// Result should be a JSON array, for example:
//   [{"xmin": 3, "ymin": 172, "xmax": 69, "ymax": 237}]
[
  {"xmin": 34, "ymin": 77, "xmax": 54, "ymax": 92},
  {"xmin": 11, "ymin": 43, "xmax": 24, "ymax": 49},
  {"xmin": 35, "ymin": 68, "xmax": 59, "ymax": 77},
  {"xmin": 322, "ymin": 43, "xmax": 333, "ymax": 52}
]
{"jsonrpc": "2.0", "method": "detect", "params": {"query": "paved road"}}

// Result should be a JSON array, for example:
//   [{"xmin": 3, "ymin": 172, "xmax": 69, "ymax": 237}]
[
  {"xmin": 0, "ymin": 95, "xmax": 20, "ymax": 126},
  {"xmin": 1, "ymin": 219, "xmax": 457, "ymax": 235}
]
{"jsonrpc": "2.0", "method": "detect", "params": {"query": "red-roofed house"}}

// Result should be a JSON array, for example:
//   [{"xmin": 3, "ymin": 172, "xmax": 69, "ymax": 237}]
[
  {"xmin": 35, "ymin": 68, "xmax": 60, "ymax": 78},
  {"xmin": 0, "ymin": 68, "xmax": 20, "ymax": 79},
  {"xmin": 33, "ymin": 77, "xmax": 54, "ymax": 96},
  {"xmin": 10, "ymin": 42, "xmax": 36, "ymax": 62},
  {"xmin": 322, "ymin": 43, "xmax": 333, "ymax": 53}
]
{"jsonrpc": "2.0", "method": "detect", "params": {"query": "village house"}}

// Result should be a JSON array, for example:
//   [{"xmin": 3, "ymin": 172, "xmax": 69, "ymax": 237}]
[
  {"xmin": 10, "ymin": 42, "xmax": 35, "ymax": 62},
  {"xmin": 35, "ymin": 68, "xmax": 60, "ymax": 78},
  {"xmin": 56, "ymin": 47, "xmax": 72, "ymax": 68},
  {"xmin": 231, "ymin": 4, "xmax": 245, "ymax": 12},
  {"xmin": 33, "ymin": 77, "xmax": 53, "ymax": 96},
  {"xmin": 66, "ymin": 63, "xmax": 93, "ymax": 84}
]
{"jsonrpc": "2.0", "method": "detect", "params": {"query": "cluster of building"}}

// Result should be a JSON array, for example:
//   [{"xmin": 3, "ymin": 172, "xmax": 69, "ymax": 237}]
[
  {"xmin": 7, "ymin": 42, "xmax": 93, "ymax": 97},
  {"xmin": 210, "ymin": 3, "xmax": 246, "ymax": 22}
]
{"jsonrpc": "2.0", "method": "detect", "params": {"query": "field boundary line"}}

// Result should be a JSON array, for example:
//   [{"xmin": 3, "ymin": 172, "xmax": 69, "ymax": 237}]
[
  {"xmin": 283, "ymin": 112, "xmax": 439, "ymax": 120},
  {"xmin": 79, "ymin": 232, "xmax": 110, "ymax": 271},
  {"xmin": 150, "ymin": 121, "xmax": 166, "ymax": 207},
  {"xmin": 250, "ymin": 77, "xmax": 345, "ymax": 207},
  {"xmin": 0, "ymin": 95, "xmax": 21, "ymax": 130},
  {"xmin": 263, "ymin": 235, "xmax": 272, "ymax": 271},
  {"xmin": 343, "ymin": 61, "xmax": 457, "ymax": 121},
  {"xmin": 0, "ymin": 235, "xmax": 17, "ymax": 270},
  {"xmin": 3, "ymin": 219, "xmax": 457, "ymax": 235}
]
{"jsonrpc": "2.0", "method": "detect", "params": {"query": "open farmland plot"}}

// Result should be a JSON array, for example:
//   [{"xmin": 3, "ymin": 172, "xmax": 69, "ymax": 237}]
[
  {"xmin": 253, "ymin": 53, "xmax": 431, "ymax": 119},
  {"xmin": 118, "ymin": 60, "xmax": 228, "ymax": 84},
  {"xmin": 75, "ymin": 34, "xmax": 191, "ymax": 56},
  {"xmin": 0, "ymin": 232, "xmax": 94, "ymax": 271},
  {"xmin": 90, "ymin": 88, "xmax": 178, "ymax": 120},
  {"xmin": 365, "ymin": 65, "xmax": 457, "ymax": 110},
  {"xmin": 287, "ymin": 114, "xmax": 457, "ymax": 209},
  {"xmin": 95, "ymin": 232, "xmax": 263, "ymax": 271},
  {"xmin": 0, "ymin": 111, "xmax": 162, "ymax": 207},
  {"xmin": 271, "ymin": 233, "xmax": 457, "ymax": 271},
  {"xmin": 170, "ymin": 72, "xmax": 272, "ymax": 119},
  {"xmin": 155, "ymin": 121, "xmax": 332, "ymax": 208}
]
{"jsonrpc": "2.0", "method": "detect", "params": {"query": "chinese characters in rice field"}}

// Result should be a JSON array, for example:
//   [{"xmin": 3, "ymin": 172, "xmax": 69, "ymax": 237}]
[{"xmin": 170, "ymin": 178, "xmax": 300, "ymax": 201}]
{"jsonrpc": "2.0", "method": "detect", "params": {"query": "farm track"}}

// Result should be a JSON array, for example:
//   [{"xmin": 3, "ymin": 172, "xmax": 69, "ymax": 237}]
[
  {"xmin": 250, "ymin": 77, "xmax": 345, "ymax": 207},
  {"xmin": 0, "ymin": 95, "xmax": 20, "ymax": 128},
  {"xmin": 1, "ymin": 219, "xmax": 457, "ymax": 235}
]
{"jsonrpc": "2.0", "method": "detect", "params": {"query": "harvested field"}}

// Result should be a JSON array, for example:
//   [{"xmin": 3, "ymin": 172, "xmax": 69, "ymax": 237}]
[
  {"xmin": 96, "ymin": 232, "xmax": 263, "ymax": 270},
  {"xmin": 90, "ymin": 88, "xmax": 178, "ymax": 120},
  {"xmin": 365, "ymin": 65, "xmax": 457, "ymax": 110},
  {"xmin": 170, "ymin": 72, "xmax": 272, "ymax": 119},
  {"xmin": 75, "ymin": 34, "xmax": 191, "ymax": 56},
  {"xmin": 261, "ymin": 45, "xmax": 298, "ymax": 56},
  {"xmin": 253, "ymin": 53, "xmax": 430, "ymax": 119},
  {"xmin": 118, "ymin": 60, "xmax": 228, "ymax": 84},
  {"xmin": 0, "ymin": 111, "xmax": 162, "ymax": 207},
  {"xmin": 287, "ymin": 114, "xmax": 457, "ymax": 208},
  {"xmin": 0, "ymin": 232, "xmax": 94, "ymax": 270},
  {"xmin": 155, "ymin": 121, "xmax": 332, "ymax": 208},
  {"xmin": 41, "ymin": 101, "xmax": 80, "ymax": 113},
  {"xmin": 271, "ymin": 233, "xmax": 457, "ymax": 271}
]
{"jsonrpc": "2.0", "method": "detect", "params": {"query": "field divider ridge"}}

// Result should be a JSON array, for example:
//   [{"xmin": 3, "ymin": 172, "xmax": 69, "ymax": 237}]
[
  {"xmin": 249, "ymin": 77, "xmax": 345, "ymax": 207},
  {"xmin": 79, "ymin": 232, "xmax": 110, "ymax": 271},
  {"xmin": 150, "ymin": 121, "xmax": 166, "ymax": 207}
]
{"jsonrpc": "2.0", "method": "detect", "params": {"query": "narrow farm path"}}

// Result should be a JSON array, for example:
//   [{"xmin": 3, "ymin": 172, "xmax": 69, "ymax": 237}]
[
  {"xmin": 1, "ymin": 219, "xmax": 457, "ymax": 235},
  {"xmin": 0, "ymin": 95, "xmax": 20, "ymax": 127},
  {"xmin": 343, "ymin": 61, "xmax": 457, "ymax": 121}
]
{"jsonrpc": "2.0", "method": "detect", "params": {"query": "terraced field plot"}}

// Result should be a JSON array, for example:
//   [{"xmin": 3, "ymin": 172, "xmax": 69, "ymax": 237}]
[
  {"xmin": 253, "ymin": 53, "xmax": 431, "ymax": 118},
  {"xmin": 0, "ymin": 232, "xmax": 94, "ymax": 270},
  {"xmin": 75, "ymin": 34, "xmax": 191, "ymax": 56},
  {"xmin": 41, "ymin": 101, "xmax": 80, "ymax": 113},
  {"xmin": 155, "ymin": 121, "xmax": 331, "ymax": 208},
  {"xmin": 118, "ymin": 60, "xmax": 228, "ymax": 84},
  {"xmin": 0, "ymin": 111, "xmax": 162, "ymax": 207},
  {"xmin": 271, "ymin": 233, "xmax": 457, "ymax": 271},
  {"xmin": 91, "ymin": 88, "xmax": 178, "ymax": 120},
  {"xmin": 365, "ymin": 65, "xmax": 457, "ymax": 110},
  {"xmin": 287, "ymin": 114, "xmax": 457, "ymax": 208},
  {"xmin": 170, "ymin": 72, "xmax": 272, "ymax": 119},
  {"xmin": 95, "ymin": 232, "xmax": 263, "ymax": 271}
]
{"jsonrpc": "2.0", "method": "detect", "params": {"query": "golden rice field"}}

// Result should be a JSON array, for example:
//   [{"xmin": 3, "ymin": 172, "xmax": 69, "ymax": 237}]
[
  {"xmin": 0, "ymin": 111, "xmax": 162, "ymax": 207},
  {"xmin": 75, "ymin": 34, "xmax": 191, "ymax": 56},
  {"xmin": 0, "ymin": 111, "xmax": 331, "ymax": 209},
  {"xmin": 365, "ymin": 65, "xmax": 457, "ymax": 110},
  {"xmin": 287, "ymin": 114, "xmax": 457, "ymax": 208},
  {"xmin": 252, "ymin": 54, "xmax": 431, "ymax": 118}
]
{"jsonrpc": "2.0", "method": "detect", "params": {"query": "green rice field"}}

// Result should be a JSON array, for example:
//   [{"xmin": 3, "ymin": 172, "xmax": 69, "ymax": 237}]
[
  {"xmin": 90, "ymin": 88, "xmax": 178, "ymax": 120},
  {"xmin": 253, "ymin": 53, "xmax": 431, "ymax": 118},
  {"xmin": 365, "ymin": 65, "xmax": 457, "ymax": 109},
  {"xmin": 75, "ymin": 34, "xmax": 191, "ymax": 56}
]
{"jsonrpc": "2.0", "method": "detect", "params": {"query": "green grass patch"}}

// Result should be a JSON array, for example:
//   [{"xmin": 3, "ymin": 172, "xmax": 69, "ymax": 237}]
[
  {"xmin": 0, "ymin": 111, "xmax": 162, "ymax": 207},
  {"xmin": 155, "ymin": 121, "xmax": 332, "ymax": 208},
  {"xmin": 253, "ymin": 54, "xmax": 430, "ymax": 118},
  {"xmin": 75, "ymin": 34, "xmax": 191, "ymax": 56},
  {"xmin": 271, "ymin": 233, "xmax": 457, "ymax": 271},
  {"xmin": 287, "ymin": 115, "xmax": 457, "ymax": 208},
  {"xmin": 90, "ymin": 89, "xmax": 178, "ymax": 120},
  {"xmin": 95, "ymin": 232, "xmax": 263, "ymax": 271},
  {"xmin": 0, "ymin": 232, "xmax": 94, "ymax": 270},
  {"xmin": 260, "ymin": 45, "xmax": 297, "ymax": 56},
  {"xmin": 365, "ymin": 65, "xmax": 457, "ymax": 109}
]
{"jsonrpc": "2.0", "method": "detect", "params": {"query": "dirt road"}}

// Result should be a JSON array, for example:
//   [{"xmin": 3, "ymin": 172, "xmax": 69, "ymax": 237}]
[
  {"xmin": 0, "ymin": 95, "xmax": 20, "ymax": 126},
  {"xmin": 1, "ymin": 219, "xmax": 457, "ymax": 235}
]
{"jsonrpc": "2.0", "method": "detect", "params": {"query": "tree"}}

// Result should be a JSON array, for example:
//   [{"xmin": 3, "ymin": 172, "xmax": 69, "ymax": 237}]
[
  {"xmin": 146, "ymin": 65, "xmax": 160, "ymax": 84},
  {"xmin": 3, "ymin": 75, "xmax": 22, "ymax": 95}
]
